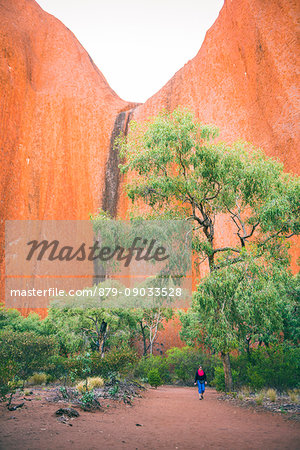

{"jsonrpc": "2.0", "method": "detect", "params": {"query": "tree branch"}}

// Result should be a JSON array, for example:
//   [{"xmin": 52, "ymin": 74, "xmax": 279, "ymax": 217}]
[{"xmin": 213, "ymin": 247, "xmax": 241, "ymax": 254}]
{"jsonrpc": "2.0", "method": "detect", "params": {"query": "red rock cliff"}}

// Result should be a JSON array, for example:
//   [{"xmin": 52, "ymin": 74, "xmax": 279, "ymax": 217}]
[
  {"xmin": 0, "ymin": 0, "xmax": 131, "ymax": 223},
  {"xmin": 0, "ymin": 0, "xmax": 133, "ymax": 313},
  {"xmin": 132, "ymin": 0, "xmax": 299, "ymax": 172},
  {"xmin": 119, "ymin": 0, "xmax": 299, "ymax": 271}
]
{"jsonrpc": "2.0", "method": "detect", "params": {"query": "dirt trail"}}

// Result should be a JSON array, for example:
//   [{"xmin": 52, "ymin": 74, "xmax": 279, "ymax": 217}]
[{"xmin": 0, "ymin": 387, "xmax": 299, "ymax": 449}]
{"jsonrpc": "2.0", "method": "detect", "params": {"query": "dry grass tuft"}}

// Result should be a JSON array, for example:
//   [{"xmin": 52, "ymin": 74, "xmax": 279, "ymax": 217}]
[
  {"xmin": 255, "ymin": 392, "xmax": 264, "ymax": 405},
  {"xmin": 241, "ymin": 386, "xmax": 250, "ymax": 396},
  {"xmin": 266, "ymin": 388, "xmax": 277, "ymax": 402},
  {"xmin": 288, "ymin": 389, "xmax": 299, "ymax": 403},
  {"xmin": 27, "ymin": 372, "xmax": 47, "ymax": 386},
  {"xmin": 76, "ymin": 377, "xmax": 104, "ymax": 392}
]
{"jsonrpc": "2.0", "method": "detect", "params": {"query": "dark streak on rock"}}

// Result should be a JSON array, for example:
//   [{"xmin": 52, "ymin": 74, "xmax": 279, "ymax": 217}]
[
  {"xmin": 102, "ymin": 109, "xmax": 133, "ymax": 217},
  {"xmin": 93, "ymin": 107, "xmax": 135, "ymax": 284}
]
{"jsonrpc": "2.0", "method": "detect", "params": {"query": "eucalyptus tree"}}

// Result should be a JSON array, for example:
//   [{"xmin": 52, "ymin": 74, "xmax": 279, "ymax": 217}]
[{"xmin": 119, "ymin": 107, "xmax": 299, "ymax": 390}]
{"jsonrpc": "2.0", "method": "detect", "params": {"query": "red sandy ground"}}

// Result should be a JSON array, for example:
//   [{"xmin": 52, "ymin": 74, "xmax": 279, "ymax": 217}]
[{"xmin": 0, "ymin": 386, "xmax": 299, "ymax": 450}]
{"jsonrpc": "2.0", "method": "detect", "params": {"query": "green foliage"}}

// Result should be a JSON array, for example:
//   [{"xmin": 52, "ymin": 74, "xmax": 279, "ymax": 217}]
[
  {"xmin": 212, "ymin": 366, "xmax": 229, "ymax": 392},
  {"xmin": 0, "ymin": 305, "xmax": 50, "ymax": 338},
  {"xmin": 244, "ymin": 345, "xmax": 300, "ymax": 391},
  {"xmin": 65, "ymin": 352, "xmax": 92, "ymax": 382},
  {"xmin": 91, "ymin": 346, "xmax": 138, "ymax": 378},
  {"xmin": 79, "ymin": 390, "xmax": 99, "ymax": 409},
  {"xmin": 59, "ymin": 386, "xmax": 69, "ymax": 399},
  {"xmin": 182, "ymin": 260, "xmax": 293, "ymax": 355},
  {"xmin": 0, "ymin": 358, "xmax": 18, "ymax": 400},
  {"xmin": 213, "ymin": 345, "xmax": 300, "ymax": 392},
  {"xmin": 0, "ymin": 330, "xmax": 57, "ymax": 384},
  {"xmin": 135, "ymin": 347, "xmax": 217, "ymax": 385},
  {"xmin": 0, "ymin": 304, "xmax": 23, "ymax": 330},
  {"xmin": 281, "ymin": 272, "xmax": 300, "ymax": 345},
  {"xmin": 119, "ymin": 107, "xmax": 299, "ymax": 271},
  {"xmin": 135, "ymin": 355, "xmax": 171, "ymax": 384},
  {"xmin": 148, "ymin": 369, "xmax": 162, "ymax": 388},
  {"xmin": 46, "ymin": 354, "xmax": 69, "ymax": 381},
  {"xmin": 166, "ymin": 346, "xmax": 216, "ymax": 384},
  {"xmin": 108, "ymin": 383, "xmax": 120, "ymax": 396},
  {"xmin": 44, "ymin": 306, "xmax": 142, "ymax": 355}
]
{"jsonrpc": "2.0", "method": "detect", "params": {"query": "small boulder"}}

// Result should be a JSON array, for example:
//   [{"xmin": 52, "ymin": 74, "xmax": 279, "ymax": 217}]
[{"xmin": 55, "ymin": 408, "xmax": 80, "ymax": 418}]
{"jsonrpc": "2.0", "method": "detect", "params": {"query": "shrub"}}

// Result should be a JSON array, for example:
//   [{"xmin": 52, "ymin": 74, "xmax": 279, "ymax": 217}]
[
  {"xmin": 27, "ymin": 372, "xmax": 47, "ymax": 386},
  {"xmin": 135, "ymin": 355, "xmax": 171, "ymax": 384},
  {"xmin": 65, "ymin": 353, "xmax": 90, "ymax": 381},
  {"xmin": 213, "ymin": 344, "xmax": 300, "ymax": 392},
  {"xmin": 246, "ymin": 368, "xmax": 265, "ymax": 391},
  {"xmin": 231, "ymin": 345, "xmax": 300, "ymax": 391},
  {"xmin": 0, "ymin": 331, "xmax": 57, "ymax": 384},
  {"xmin": 136, "ymin": 347, "xmax": 220, "ymax": 386},
  {"xmin": 211, "ymin": 366, "xmax": 238, "ymax": 392},
  {"xmin": 148, "ymin": 369, "xmax": 162, "ymax": 388},
  {"xmin": 91, "ymin": 347, "xmax": 138, "ymax": 378},
  {"xmin": 0, "ymin": 359, "xmax": 18, "ymax": 400},
  {"xmin": 79, "ymin": 390, "xmax": 100, "ymax": 410},
  {"xmin": 166, "ymin": 347, "xmax": 217, "ymax": 385},
  {"xmin": 0, "ymin": 304, "xmax": 22, "ymax": 330},
  {"xmin": 45, "ymin": 355, "xmax": 69, "ymax": 381}
]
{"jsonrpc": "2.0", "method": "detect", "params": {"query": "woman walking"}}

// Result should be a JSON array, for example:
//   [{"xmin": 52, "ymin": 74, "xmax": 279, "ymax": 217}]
[{"xmin": 194, "ymin": 365, "xmax": 207, "ymax": 400}]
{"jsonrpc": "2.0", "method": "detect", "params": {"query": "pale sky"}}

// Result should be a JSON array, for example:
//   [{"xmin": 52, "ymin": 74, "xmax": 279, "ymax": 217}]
[{"xmin": 37, "ymin": 0, "xmax": 224, "ymax": 103}]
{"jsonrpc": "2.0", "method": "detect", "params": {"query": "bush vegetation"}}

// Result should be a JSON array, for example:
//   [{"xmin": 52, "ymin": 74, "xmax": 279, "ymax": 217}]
[
  {"xmin": 148, "ymin": 369, "xmax": 162, "ymax": 388},
  {"xmin": 211, "ymin": 345, "xmax": 300, "ymax": 392},
  {"xmin": 0, "ymin": 303, "xmax": 299, "ymax": 399}
]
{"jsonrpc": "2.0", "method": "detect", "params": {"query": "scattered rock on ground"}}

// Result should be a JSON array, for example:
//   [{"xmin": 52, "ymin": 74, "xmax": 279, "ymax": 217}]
[
  {"xmin": 8, "ymin": 403, "xmax": 25, "ymax": 411},
  {"xmin": 55, "ymin": 408, "xmax": 80, "ymax": 418}
]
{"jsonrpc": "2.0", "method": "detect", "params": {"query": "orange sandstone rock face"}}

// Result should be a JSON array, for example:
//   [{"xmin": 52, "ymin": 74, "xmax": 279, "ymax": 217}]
[
  {"xmin": 0, "ymin": 0, "xmax": 131, "ymax": 314},
  {"xmin": 132, "ymin": 0, "xmax": 299, "ymax": 173},
  {"xmin": 0, "ymin": 0, "xmax": 130, "ymax": 222}
]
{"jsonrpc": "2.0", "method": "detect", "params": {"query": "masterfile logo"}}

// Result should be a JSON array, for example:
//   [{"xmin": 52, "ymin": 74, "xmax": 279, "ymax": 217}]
[{"xmin": 5, "ymin": 220, "xmax": 192, "ymax": 309}]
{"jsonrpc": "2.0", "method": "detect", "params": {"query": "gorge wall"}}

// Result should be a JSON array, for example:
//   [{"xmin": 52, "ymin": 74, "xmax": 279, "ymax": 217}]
[
  {"xmin": 0, "ymin": 0, "xmax": 299, "ymax": 344},
  {"xmin": 132, "ymin": 0, "xmax": 299, "ymax": 172},
  {"xmin": 0, "ymin": 0, "xmax": 132, "ymax": 224},
  {"xmin": 0, "ymin": 0, "xmax": 133, "ymax": 314}
]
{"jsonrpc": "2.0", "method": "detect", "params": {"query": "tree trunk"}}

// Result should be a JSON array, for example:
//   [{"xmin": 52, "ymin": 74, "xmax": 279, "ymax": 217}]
[
  {"xmin": 221, "ymin": 351, "xmax": 233, "ymax": 392},
  {"xmin": 149, "ymin": 311, "xmax": 161, "ymax": 355},
  {"xmin": 99, "ymin": 321, "xmax": 108, "ymax": 358},
  {"xmin": 140, "ymin": 321, "xmax": 148, "ymax": 356},
  {"xmin": 245, "ymin": 336, "xmax": 251, "ymax": 358},
  {"xmin": 208, "ymin": 253, "xmax": 215, "ymax": 272}
]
